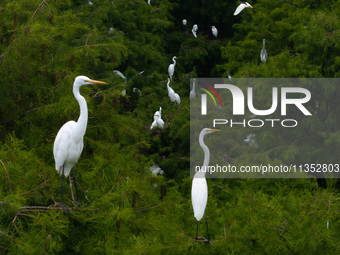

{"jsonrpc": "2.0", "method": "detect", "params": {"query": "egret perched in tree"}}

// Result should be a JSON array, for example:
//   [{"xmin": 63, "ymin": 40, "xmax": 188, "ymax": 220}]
[
  {"xmin": 113, "ymin": 70, "xmax": 127, "ymax": 83},
  {"xmin": 133, "ymin": 87, "xmax": 142, "ymax": 96},
  {"xmin": 192, "ymin": 24, "xmax": 198, "ymax": 37},
  {"xmin": 211, "ymin": 26, "xmax": 218, "ymax": 38},
  {"xmin": 189, "ymin": 79, "xmax": 196, "ymax": 99},
  {"xmin": 260, "ymin": 39, "xmax": 267, "ymax": 63},
  {"xmin": 168, "ymin": 56, "xmax": 177, "ymax": 81},
  {"xmin": 182, "ymin": 19, "xmax": 187, "ymax": 26},
  {"xmin": 150, "ymin": 107, "xmax": 165, "ymax": 130},
  {"xmin": 53, "ymin": 76, "xmax": 107, "ymax": 209},
  {"xmin": 233, "ymin": 2, "xmax": 253, "ymax": 16},
  {"xmin": 166, "ymin": 78, "xmax": 180, "ymax": 104},
  {"xmin": 191, "ymin": 128, "xmax": 221, "ymax": 242}
]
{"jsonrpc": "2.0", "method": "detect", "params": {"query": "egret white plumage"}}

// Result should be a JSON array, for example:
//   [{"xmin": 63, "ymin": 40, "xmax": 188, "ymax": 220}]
[
  {"xmin": 192, "ymin": 24, "xmax": 198, "ymax": 38},
  {"xmin": 211, "ymin": 26, "xmax": 218, "ymax": 38},
  {"xmin": 189, "ymin": 79, "xmax": 196, "ymax": 99},
  {"xmin": 133, "ymin": 87, "xmax": 142, "ymax": 96},
  {"xmin": 168, "ymin": 56, "xmax": 177, "ymax": 81},
  {"xmin": 191, "ymin": 128, "xmax": 221, "ymax": 241},
  {"xmin": 182, "ymin": 19, "xmax": 187, "ymax": 26},
  {"xmin": 166, "ymin": 78, "xmax": 180, "ymax": 104},
  {"xmin": 233, "ymin": 2, "xmax": 253, "ymax": 16},
  {"xmin": 113, "ymin": 70, "xmax": 127, "ymax": 83},
  {"xmin": 150, "ymin": 107, "xmax": 165, "ymax": 130},
  {"xmin": 53, "ymin": 76, "xmax": 107, "ymax": 209},
  {"xmin": 260, "ymin": 39, "xmax": 267, "ymax": 63}
]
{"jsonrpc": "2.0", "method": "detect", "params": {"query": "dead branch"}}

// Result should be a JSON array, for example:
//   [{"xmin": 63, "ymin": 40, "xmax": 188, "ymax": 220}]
[
  {"xmin": 0, "ymin": 159, "xmax": 12, "ymax": 193},
  {"xmin": 19, "ymin": 179, "xmax": 50, "ymax": 196},
  {"xmin": 31, "ymin": 0, "xmax": 48, "ymax": 20},
  {"xmin": 0, "ymin": 231, "xmax": 14, "ymax": 240}
]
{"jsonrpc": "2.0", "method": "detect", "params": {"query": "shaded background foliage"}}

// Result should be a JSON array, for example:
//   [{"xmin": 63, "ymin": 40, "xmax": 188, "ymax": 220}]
[{"xmin": 0, "ymin": 0, "xmax": 340, "ymax": 254}]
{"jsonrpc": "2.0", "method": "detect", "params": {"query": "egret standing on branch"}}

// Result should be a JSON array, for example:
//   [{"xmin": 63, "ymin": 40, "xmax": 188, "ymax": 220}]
[
  {"xmin": 168, "ymin": 56, "xmax": 177, "ymax": 81},
  {"xmin": 211, "ymin": 26, "xmax": 218, "ymax": 38},
  {"xmin": 166, "ymin": 78, "xmax": 180, "ymax": 104},
  {"xmin": 189, "ymin": 79, "xmax": 196, "ymax": 99},
  {"xmin": 53, "ymin": 76, "xmax": 107, "ymax": 209},
  {"xmin": 191, "ymin": 128, "xmax": 221, "ymax": 242},
  {"xmin": 150, "ymin": 107, "xmax": 165, "ymax": 130},
  {"xmin": 260, "ymin": 39, "xmax": 268, "ymax": 63},
  {"xmin": 192, "ymin": 24, "xmax": 198, "ymax": 38},
  {"xmin": 233, "ymin": 2, "xmax": 253, "ymax": 16}
]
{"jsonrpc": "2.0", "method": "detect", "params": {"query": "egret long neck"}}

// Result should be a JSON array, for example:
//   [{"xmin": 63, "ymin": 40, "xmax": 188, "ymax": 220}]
[
  {"xmin": 73, "ymin": 86, "xmax": 88, "ymax": 136},
  {"xmin": 262, "ymin": 40, "xmax": 265, "ymax": 49},
  {"xmin": 199, "ymin": 133, "xmax": 210, "ymax": 176}
]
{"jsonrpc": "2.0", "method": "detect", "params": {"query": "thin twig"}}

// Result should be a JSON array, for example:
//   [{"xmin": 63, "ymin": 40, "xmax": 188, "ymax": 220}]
[
  {"xmin": 0, "ymin": 159, "xmax": 12, "ymax": 193},
  {"xmin": 20, "ymin": 179, "xmax": 50, "ymax": 196},
  {"xmin": 0, "ymin": 231, "xmax": 14, "ymax": 240},
  {"xmin": 31, "ymin": 0, "xmax": 48, "ymax": 20}
]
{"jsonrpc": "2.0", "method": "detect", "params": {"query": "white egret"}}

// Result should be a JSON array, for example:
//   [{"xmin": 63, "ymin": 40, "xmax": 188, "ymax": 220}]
[
  {"xmin": 166, "ymin": 78, "xmax": 180, "ymax": 104},
  {"xmin": 228, "ymin": 73, "xmax": 232, "ymax": 81},
  {"xmin": 150, "ymin": 164, "xmax": 164, "ymax": 175},
  {"xmin": 192, "ymin": 24, "xmax": 198, "ymax": 38},
  {"xmin": 244, "ymin": 134, "xmax": 258, "ymax": 148},
  {"xmin": 189, "ymin": 79, "xmax": 196, "ymax": 99},
  {"xmin": 260, "ymin": 39, "xmax": 267, "ymax": 63},
  {"xmin": 233, "ymin": 2, "xmax": 253, "ymax": 16},
  {"xmin": 191, "ymin": 128, "xmax": 221, "ymax": 241},
  {"xmin": 133, "ymin": 87, "xmax": 142, "ymax": 96},
  {"xmin": 168, "ymin": 56, "xmax": 177, "ymax": 81},
  {"xmin": 113, "ymin": 70, "xmax": 127, "ymax": 83},
  {"xmin": 182, "ymin": 19, "xmax": 187, "ymax": 26},
  {"xmin": 148, "ymin": 0, "xmax": 150, "ymax": 5},
  {"xmin": 150, "ymin": 107, "xmax": 164, "ymax": 130},
  {"xmin": 211, "ymin": 26, "xmax": 218, "ymax": 38},
  {"xmin": 53, "ymin": 76, "xmax": 107, "ymax": 209}
]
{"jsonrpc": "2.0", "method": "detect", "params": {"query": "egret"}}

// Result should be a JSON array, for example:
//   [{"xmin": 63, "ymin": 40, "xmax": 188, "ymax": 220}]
[
  {"xmin": 150, "ymin": 164, "xmax": 164, "ymax": 175},
  {"xmin": 168, "ymin": 56, "xmax": 177, "ymax": 81},
  {"xmin": 133, "ymin": 87, "xmax": 142, "ymax": 96},
  {"xmin": 113, "ymin": 70, "xmax": 127, "ymax": 84},
  {"xmin": 260, "ymin": 39, "xmax": 267, "ymax": 63},
  {"xmin": 189, "ymin": 79, "xmax": 196, "ymax": 99},
  {"xmin": 192, "ymin": 24, "xmax": 198, "ymax": 38},
  {"xmin": 182, "ymin": 19, "xmax": 187, "ymax": 26},
  {"xmin": 150, "ymin": 107, "xmax": 165, "ymax": 130},
  {"xmin": 191, "ymin": 128, "xmax": 221, "ymax": 242},
  {"xmin": 53, "ymin": 76, "xmax": 107, "ymax": 209},
  {"xmin": 244, "ymin": 134, "xmax": 258, "ymax": 148},
  {"xmin": 228, "ymin": 73, "xmax": 232, "ymax": 81},
  {"xmin": 211, "ymin": 26, "xmax": 218, "ymax": 38},
  {"xmin": 166, "ymin": 78, "xmax": 180, "ymax": 104},
  {"xmin": 148, "ymin": 0, "xmax": 150, "ymax": 5},
  {"xmin": 233, "ymin": 2, "xmax": 253, "ymax": 16}
]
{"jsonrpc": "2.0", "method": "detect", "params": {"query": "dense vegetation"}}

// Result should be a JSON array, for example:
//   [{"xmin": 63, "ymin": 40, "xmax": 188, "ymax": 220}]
[{"xmin": 1, "ymin": 0, "xmax": 339, "ymax": 254}]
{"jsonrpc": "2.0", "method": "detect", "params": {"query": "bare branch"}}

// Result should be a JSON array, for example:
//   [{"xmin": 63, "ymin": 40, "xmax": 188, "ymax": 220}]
[
  {"xmin": 0, "ymin": 160, "xmax": 12, "ymax": 193},
  {"xmin": 31, "ymin": 0, "xmax": 48, "ymax": 20}
]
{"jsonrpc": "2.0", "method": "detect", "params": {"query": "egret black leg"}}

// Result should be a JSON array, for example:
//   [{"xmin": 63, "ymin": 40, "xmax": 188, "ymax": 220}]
[
  {"xmin": 196, "ymin": 221, "xmax": 199, "ymax": 239},
  {"xmin": 73, "ymin": 165, "xmax": 82, "ymax": 208},
  {"xmin": 60, "ymin": 166, "xmax": 67, "ymax": 214},
  {"xmin": 205, "ymin": 211, "xmax": 210, "ymax": 242}
]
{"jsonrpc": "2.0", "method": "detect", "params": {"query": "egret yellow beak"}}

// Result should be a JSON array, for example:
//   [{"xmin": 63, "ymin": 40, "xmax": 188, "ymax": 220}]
[
  {"xmin": 85, "ymin": 79, "xmax": 108, "ymax": 85},
  {"xmin": 209, "ymin": 129, "xmax": 221, "ymax": 132}
]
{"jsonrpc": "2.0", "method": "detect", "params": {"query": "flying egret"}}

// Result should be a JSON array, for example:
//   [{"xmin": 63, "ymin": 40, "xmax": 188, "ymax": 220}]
[
  {"xmin": 189, "ymin": 79, "xmax": 196, "ymax": 99},
  {"xmin": 191, "ymin": 128, "xmax": 221, "ymax": 242},
  {"xmin": 53, "ymin": 76, "xmax": 107, "ymax": 209},
  {"xmin": 260, "ymin": 39, "xmax": 267, "ymax": 63},
  {"xmin": 192, "ymin": 24, "xmax": 198, "ymax": 37},
  {"xmin": 166, "ymin": 78, "xmax": 180, "ymax": 104},
  {"xmin": 150, "ymin": 107, "xmax": 165, "ymax": 130},
  {"xmin": 211, "ymin": 26, "xmax": 218, "ymax": 38},
  {"xmin": 168, "ymin": 56, "xmax": 177, "ymax": 81},
  {"xmin": 233, "ymin": 2, "xmax": 253, "ymax": 16}
]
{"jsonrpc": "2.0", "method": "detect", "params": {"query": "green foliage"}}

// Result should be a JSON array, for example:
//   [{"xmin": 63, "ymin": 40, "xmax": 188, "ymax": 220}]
[{"xmin": 0, "ymin": 0, "xmax": 340, "ymax": 254}]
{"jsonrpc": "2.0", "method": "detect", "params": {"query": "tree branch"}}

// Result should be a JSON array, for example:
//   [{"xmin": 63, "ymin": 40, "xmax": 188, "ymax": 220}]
[{"xmin": 0, "ymin": 160, "xmax": 12, "ymax": 193}]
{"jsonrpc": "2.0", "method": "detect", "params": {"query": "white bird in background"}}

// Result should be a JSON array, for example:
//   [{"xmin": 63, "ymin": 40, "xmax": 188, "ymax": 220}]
[
  {"xmin": 168, "ymin": 56, "xmax": 177, "ymax": 81},
  {"xmin": 244, "ymin": 134, "xmax": 258, "ymax": 148},
  {"xmin": 150, "ymin": 164, "xmax": 164, "ymax": 175},
  {"xmin": 133, "ymin": 87, "xmax": 142, "ymax": 96},
  {"xmin": 211, "ymin": 26, "xmax": 218, "ymax": 38},
  {"xmin": 260, "ymin": 39, "xmax": 268, "ymax": 63},
  {"xmin": 150, "ymin": 107, "xmax": 165, "ymax": 130},
  {"xmin": 182, "ymin": 19, "xmax": 187, "ymax": 26},
  {"xmin": 191, "ymin": 128, "xmax": 221, "ymax": 241},
  {"xmin": 192, "ymin": 24, "xmax": 198, "ymax": 38},
  {"xmin": 53, "ymin": 76, "xmax": 107, "ymax": 209},
  {"xmin": 189, "ymin": 79, "xmax": 196, "ymax": 99},
  {"xmin": 228, "ymin": 73, "xmax": 232, "ymax": 81},
  {"xmin": 113, "ymin": 70, "xmax": 127, "ymax": 84},
  {"xmin": 233, "ymin": 2, "xmax": 253, "ymax": 16},
  {"xmin": 167, "ymin": 78, "xmax": 180, "ymax": 104},
  {"xmin": 148, "ymin": 0, "xmax": 151, "ymax": 5}
]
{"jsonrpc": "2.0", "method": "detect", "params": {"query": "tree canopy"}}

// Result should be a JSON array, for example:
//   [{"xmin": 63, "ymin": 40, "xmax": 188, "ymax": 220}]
[{"xmin": 0, "ymin": 0, "xmax": 339, "ymax": 254}]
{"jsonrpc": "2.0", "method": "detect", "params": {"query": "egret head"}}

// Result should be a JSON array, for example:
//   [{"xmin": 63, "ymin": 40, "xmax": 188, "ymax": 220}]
[
  {"xmin": 244, "ymin": 2, "xmax": 253, "ymax": 8},
  {"xmin": 74, "ymin": 75, "xmax": 107, "ymax": 89},
  {"xmin": 202, "ymin": 128, "xmax": 221, "ymax": 136}
]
